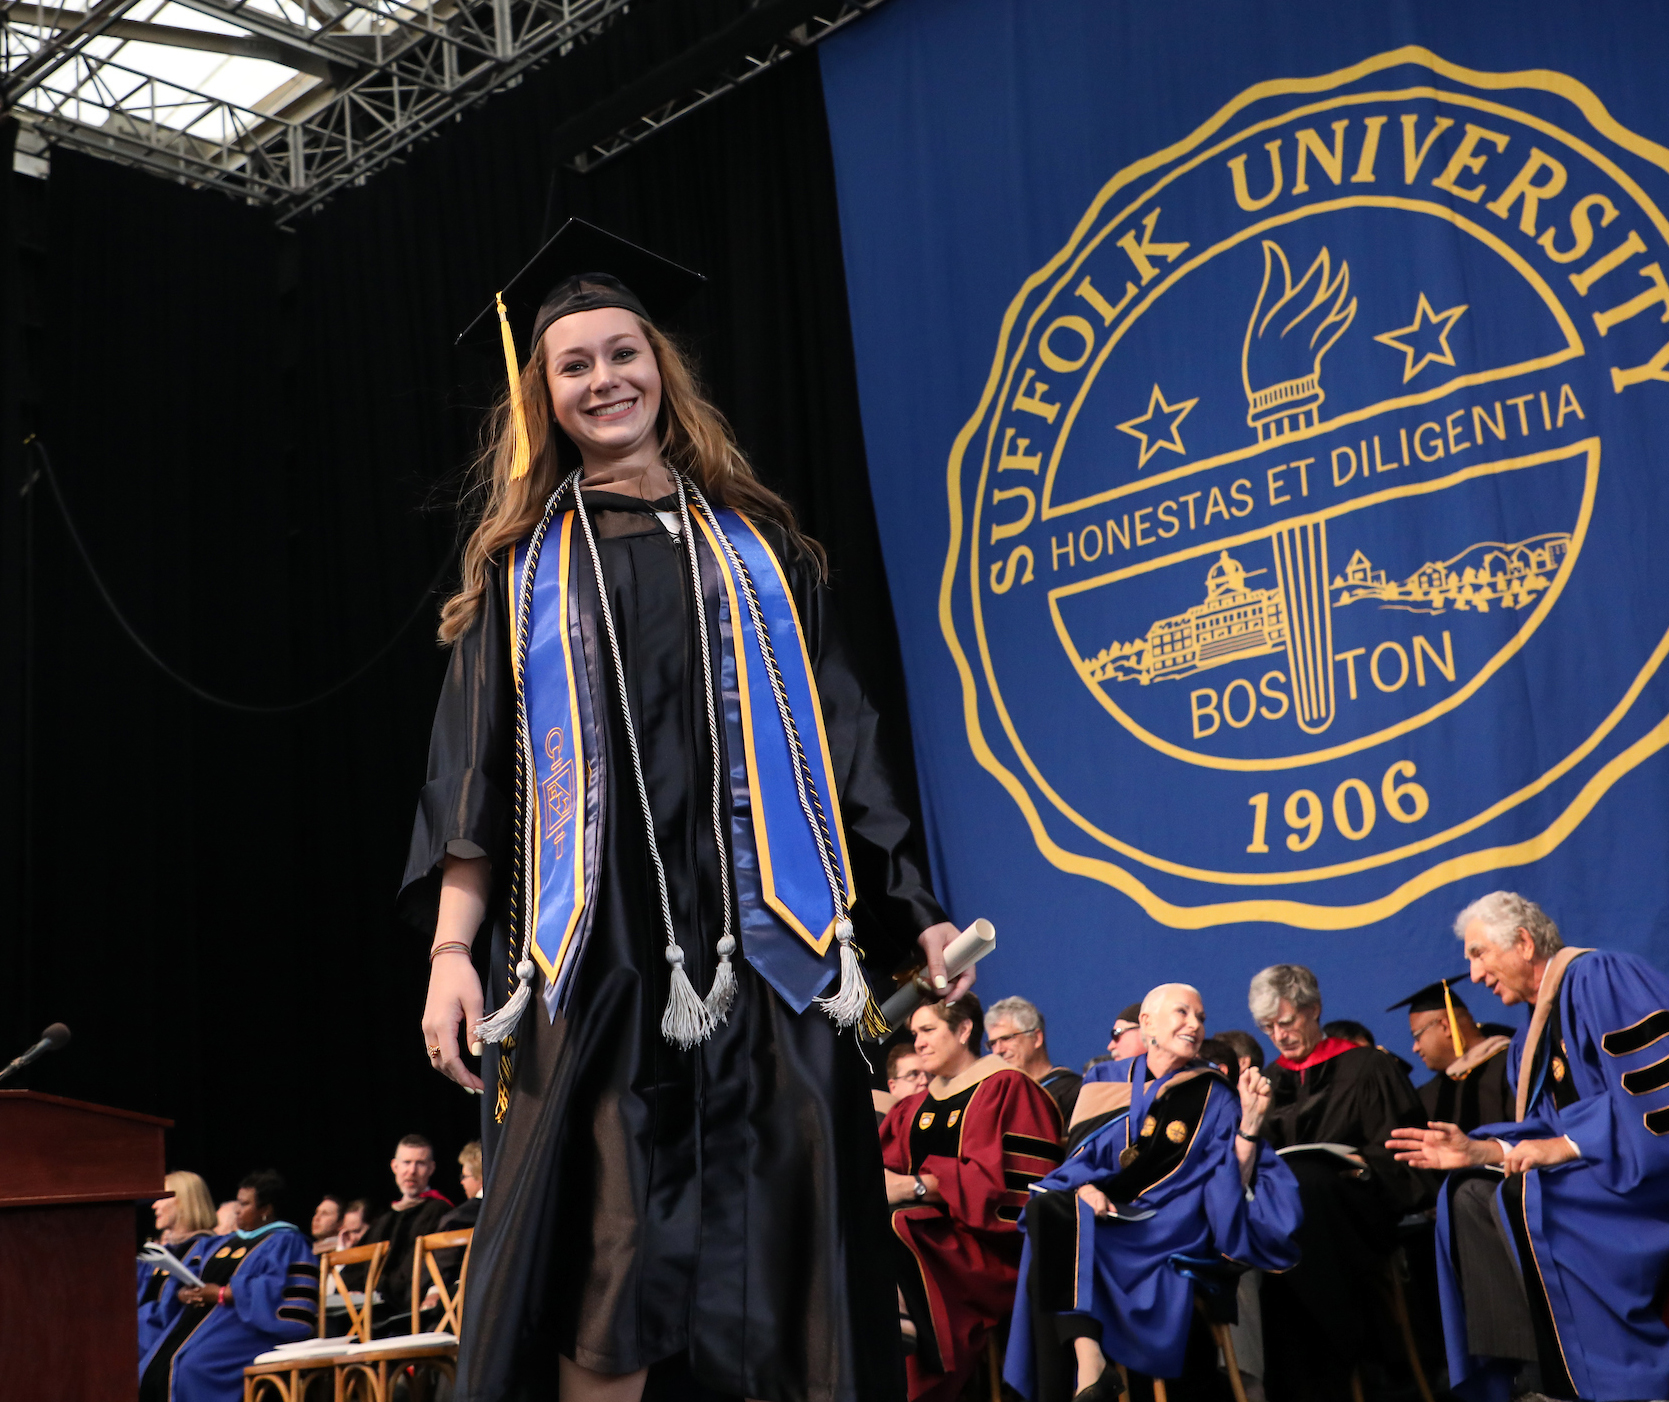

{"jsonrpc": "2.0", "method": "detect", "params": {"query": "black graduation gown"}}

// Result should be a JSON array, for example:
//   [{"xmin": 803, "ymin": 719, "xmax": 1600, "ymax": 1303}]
[
  {"xmin": 400, "ymin": 492, "xmax": 945, "ymax": 1402},
  {"xmin": 1415, "ymin": 1044, "xmax": 1513, "ymax": 1132},
  {"xmin": 1258, "ymin": 1045, "xmax": 1438, "ymax": 1398},
  {"xmin": 364, "ymin": 1195, "xmax": 452, "ymax": 1335}
]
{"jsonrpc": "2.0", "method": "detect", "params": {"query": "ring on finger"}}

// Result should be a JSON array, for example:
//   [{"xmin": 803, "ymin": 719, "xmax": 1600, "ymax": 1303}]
[{"xmin": 426, "ymin": 1045, "xmax": 441, "ymax": 1058}]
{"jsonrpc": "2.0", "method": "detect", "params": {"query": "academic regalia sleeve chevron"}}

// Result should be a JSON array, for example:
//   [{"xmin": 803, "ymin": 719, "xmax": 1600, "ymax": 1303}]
[{"xmin": 1439, "ymin": 950, "xmax": 1669, "ymax": 1402}]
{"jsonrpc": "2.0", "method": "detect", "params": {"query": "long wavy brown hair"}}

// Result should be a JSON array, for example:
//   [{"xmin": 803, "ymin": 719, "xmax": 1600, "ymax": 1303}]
[{"xmin": 439, "ymin": 320, "xmax": 825, "ymax": 644}]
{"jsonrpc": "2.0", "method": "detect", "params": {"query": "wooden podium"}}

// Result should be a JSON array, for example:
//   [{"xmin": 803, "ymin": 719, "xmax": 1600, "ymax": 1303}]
[{"xmin": 0, "ymin": 1090, "xmax": 171, "ymax": 1402}]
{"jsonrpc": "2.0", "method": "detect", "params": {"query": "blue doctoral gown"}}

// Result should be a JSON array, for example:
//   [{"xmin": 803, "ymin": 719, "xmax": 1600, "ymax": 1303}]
[
  {"xmin": 138, "ymin": 1234, "xmax": 218, "ymax": 1360},
  {"xmin": 1435, "ymin": 949, "xmax": 1669, "ymax": 1402},
  {"xmin": 138, "ymin": 1223, "xmax": 318, "ymax": 1401},
  {"xmin": 1004, "ymin": 1061, "xmax": 1302, "ymax": 1392}
]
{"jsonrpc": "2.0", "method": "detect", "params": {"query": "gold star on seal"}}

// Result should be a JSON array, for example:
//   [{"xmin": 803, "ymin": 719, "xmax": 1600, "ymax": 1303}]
[
  {"xmin": 1117, "ymin": 384, "xmax": 1198, "ymax": 469},
  {"xmin": 1373, "ymin": 293, "xmax": 1468, "ymax": 384}
]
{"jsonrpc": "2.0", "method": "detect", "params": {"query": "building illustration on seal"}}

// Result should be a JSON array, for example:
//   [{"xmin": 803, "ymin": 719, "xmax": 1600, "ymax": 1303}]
[
  {"xmin": 1081, "ymin": 551, "xmax": 1288, "ymax": 684},
  {"xmin": 1080, "ymin": 532, "xmax": 1571, "ymax": 688}
]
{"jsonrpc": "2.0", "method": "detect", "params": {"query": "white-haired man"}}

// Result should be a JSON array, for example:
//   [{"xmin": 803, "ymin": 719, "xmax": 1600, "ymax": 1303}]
[
  {"xmin": 986, "ymin": 996, "xmax": 1082, "ymax": 1123},
  {"xmin": 1389, "ymin": 892, "xmax": 1669, "ymax": 1402},
  {"xmin": 1247, "ymin": 962, "xmax": 1435, "ymax": 1400}
]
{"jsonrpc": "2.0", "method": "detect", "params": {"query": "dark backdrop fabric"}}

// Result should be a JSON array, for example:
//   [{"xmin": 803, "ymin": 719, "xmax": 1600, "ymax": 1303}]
[{"xmin": 0, "ymin": 34, "xmax": 915, "ymax": 1228}]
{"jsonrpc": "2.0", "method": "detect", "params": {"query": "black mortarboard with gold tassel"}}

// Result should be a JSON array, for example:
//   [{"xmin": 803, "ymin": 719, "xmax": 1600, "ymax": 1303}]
[
  {"xmin": 457, "ymin": 219, "xmax": 706, "ymax": 481},
  {"xmin": 1387, "ymin": 974, "xmax": 1471, "ymax": 1059}
]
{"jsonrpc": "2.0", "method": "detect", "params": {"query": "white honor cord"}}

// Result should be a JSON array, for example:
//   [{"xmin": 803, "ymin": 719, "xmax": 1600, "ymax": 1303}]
[
  {"xmin": 674, "ymin": 478, "xmax": 739, "ymax": 1023},
  {"xmin": 686, "ymin": 483, "xmax": 873, "ymax": 1031},
  {"xmin": 571, "ymin": 476, "xmax": 731, "ymax": 1049}
]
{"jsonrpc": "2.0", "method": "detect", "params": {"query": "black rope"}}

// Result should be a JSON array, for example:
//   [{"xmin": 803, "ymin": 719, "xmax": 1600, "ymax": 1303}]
[{"xmin": 27, "ymin": 437, "xmax": 454, "ymax": 715}]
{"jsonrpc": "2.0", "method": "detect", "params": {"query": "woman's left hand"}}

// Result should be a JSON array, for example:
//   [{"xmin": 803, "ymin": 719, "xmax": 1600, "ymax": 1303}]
[
  {"xmin": 178, "ymin": 1285, "xmax": 228, "ymax": 1307},
  {"xmin": 917, "ymin": 922, "xmax": 974, "ymax": 1003},
  {"xmin": 1237, "ymin": 1063, "xmax": 1272, "ymax": 1138}
]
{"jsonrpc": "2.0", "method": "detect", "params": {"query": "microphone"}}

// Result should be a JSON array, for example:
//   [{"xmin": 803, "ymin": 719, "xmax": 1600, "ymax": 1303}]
[{"xmin": 0, "ymin": 1023, "xmax": 71, "ymax": 1086}]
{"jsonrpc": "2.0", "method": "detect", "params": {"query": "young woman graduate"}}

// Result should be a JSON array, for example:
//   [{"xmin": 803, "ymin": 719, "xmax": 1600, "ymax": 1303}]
[
  {"xmin": 138, "ymin": 1172, "xmax": 318, "ymax": 1402},
  {"xmin": 410, "ymin": 221, "xmax": 970, "ymax": 1402}
]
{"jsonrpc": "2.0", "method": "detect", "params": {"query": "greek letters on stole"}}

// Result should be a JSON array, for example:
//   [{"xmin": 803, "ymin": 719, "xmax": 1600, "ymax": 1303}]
[{"xmin": 512, "ymin": 504, "xmax": 854, "ymax": 1017}]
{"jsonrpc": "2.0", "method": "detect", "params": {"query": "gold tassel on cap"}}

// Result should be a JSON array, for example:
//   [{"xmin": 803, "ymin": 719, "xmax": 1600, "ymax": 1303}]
[
  {"xmin": 1442, "ymin": 979, "xmax": 1465, "ymax": 1059},
  {"xmin": 496, "ymin": 292, "xmax": 532, "ymax": 481}
]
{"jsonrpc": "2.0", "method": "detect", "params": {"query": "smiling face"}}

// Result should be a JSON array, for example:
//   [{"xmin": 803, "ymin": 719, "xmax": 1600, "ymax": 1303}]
[
  {"xmin": 541, "ymin": 306, "xmax": 663, "ymax": 469},
  {"xmin": 1140, "ymin": 984, "xmax": 1206, "ymax": 1071},
  {"xmin": 911, "ymin": 1004, "xmax": 977, "ymax": 1078},
  {"xmin": 1260, "ymin": 997, "xmax": 1324, "ymax": 1062},
  {"xmin": 1463, "ymin": 919, "xmax": 1544, "ymax": 1005}
]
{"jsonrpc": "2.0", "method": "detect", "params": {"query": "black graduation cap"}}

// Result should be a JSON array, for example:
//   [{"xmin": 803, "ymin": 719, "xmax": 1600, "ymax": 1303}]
[
  {"xmin": 455, "ymin": 220, "xmax": 705, "ymax": 482},
  {"xmin": 456, "ymin": 218, "xmax": 706, "ymax": 357},
  {"xmin": 1385, "ymin": 974, "xmax": 1471, "ymax": 1015}
]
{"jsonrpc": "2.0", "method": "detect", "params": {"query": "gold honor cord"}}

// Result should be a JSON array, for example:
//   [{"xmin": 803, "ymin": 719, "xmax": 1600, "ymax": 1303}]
[
  {"xmin": 496, "ymin": 293, "xmax": 532, "ymax": 482},
  {"xmin": 688, "ymin": 485, "xmax": 886, "ymax": 1039},
  {"xmin": 1443, "ymin": 979, "xmax": 1466, "ymax": 1061},
  {"xmin": 490, "ymin": 482, "xmax": 570, "ymax": 1122}
]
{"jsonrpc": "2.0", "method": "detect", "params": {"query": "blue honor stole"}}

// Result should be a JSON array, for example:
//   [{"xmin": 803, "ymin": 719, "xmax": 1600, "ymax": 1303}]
[{"xmin": 510, "ymin": 500, "xmax": 855, "ymax": 1018}]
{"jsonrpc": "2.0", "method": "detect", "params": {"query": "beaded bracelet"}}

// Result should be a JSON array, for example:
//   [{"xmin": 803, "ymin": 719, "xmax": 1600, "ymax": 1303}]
[{"xmin": 429, "ymin": 941, "xmax": 474, "ymax": 962}]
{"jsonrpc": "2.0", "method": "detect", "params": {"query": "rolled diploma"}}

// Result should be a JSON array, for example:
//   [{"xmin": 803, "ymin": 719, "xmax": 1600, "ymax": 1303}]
[{"xmin": 878, "ymin": 918, "xmax": 996, "ymax": 1029}]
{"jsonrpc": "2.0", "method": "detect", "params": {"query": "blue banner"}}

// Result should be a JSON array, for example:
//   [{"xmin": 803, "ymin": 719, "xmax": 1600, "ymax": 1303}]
[{"xmin": 822, "ymin": 0, "xmax": 1669, "ymax": 1059}]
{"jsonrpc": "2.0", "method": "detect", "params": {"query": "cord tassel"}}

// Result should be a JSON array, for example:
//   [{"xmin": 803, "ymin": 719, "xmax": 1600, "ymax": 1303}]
[
  {"xmin": 705, "ymin": 934, "xmax": 738, "ymax": 1023},
  {"xmin": 495, "ymin": 292, "xmax": 532, "ymax": 482},
  {"xmin": 662, "ymin": 945, "xmax": 714, "ymax": 1050},
  {"xmin": 475, "ymin": 959, "xmax": 536, "ymax": 1043},
  {"xmin": 816, "ymin": 918, "xmax": 875, "ymax": 1030}
]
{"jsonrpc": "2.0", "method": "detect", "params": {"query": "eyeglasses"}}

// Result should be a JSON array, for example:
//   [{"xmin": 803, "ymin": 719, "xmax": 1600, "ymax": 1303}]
[
  {"xmin": 890, "ymin": 1070, "xmax": 930, "ymax": 1088},
  {"xmin": 1410, "ymin": 1016, "xmax": 1451, "ymax": 1043},
  {"xmin": 1110, "ymin": 1023, "xmax": 1139, "ymax": 1038},
  {"xmin": 989, "ymin": 1030, "xmax": 1040, "ymax": 1050}
]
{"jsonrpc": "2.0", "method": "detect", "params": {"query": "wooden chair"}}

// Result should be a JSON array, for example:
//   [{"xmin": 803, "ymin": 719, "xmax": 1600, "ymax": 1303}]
[
  {"xmin": 243, "ymin": 1242, "xmax": 388, "ymax": 1402},
  {"xmin": 1349, "ymin": 1249, "xmax": 1438, "ymax": 1402},
  {"xmin": 332, "ymin": 1228, "xmax": 474, "ymax": 1402}
]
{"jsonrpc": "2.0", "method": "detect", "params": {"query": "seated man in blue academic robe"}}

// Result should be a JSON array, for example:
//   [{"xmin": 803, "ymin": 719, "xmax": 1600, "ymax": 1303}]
[
  {"xmin": 1005, "ymin": 983, "xmax": 1303, "ymax": 1402},
  {"xmin": 139, "ymin": 1170, "xmax": 318, "ymax": 1402},
  {"xmin": 1389, "ymin": 891, "xmax": 1669, "ymax": 1402}
]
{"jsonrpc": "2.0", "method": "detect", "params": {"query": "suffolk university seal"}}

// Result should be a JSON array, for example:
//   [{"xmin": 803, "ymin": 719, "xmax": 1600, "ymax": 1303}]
[{"xmin": 945, "ymin": 48, "xmax": 1669, "ymax": 927}]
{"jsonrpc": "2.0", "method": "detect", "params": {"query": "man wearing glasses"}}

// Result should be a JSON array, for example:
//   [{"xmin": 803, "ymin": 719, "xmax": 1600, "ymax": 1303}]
[
  {"xmin": 1389, "ymin": 976, "xmax": 1514, "ymax": 1132},
  {"xmin": 984, "ymin": 996, "xmax": 1082, "ymax": 1123}
]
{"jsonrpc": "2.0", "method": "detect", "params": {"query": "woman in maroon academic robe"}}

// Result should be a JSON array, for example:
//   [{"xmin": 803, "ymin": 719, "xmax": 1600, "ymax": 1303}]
[{"xmin": 880, "ymin": 996, "xmax": 1065, "ymax": 1402}]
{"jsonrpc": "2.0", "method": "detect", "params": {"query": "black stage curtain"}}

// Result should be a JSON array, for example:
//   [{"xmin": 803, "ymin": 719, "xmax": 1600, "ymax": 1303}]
[{"xmin": 0, "ymin": 34, "xmax": 917, "ymax": 1224}]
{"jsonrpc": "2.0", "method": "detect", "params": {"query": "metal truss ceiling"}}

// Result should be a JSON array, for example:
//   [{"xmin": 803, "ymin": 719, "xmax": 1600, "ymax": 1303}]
[
  {"xmin": 3, "ymin": 0, "xmax": 633, "ymax": 220},
  {"xmin": 2, "ymin": 0, "xmax": 885, "ymax": 219}
]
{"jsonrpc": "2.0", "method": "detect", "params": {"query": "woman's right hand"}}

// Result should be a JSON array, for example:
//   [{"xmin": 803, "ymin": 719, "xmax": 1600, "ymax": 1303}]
[{"xmin": 423, "ymin": 952, "xmax": 485, "ymax": 1091}]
